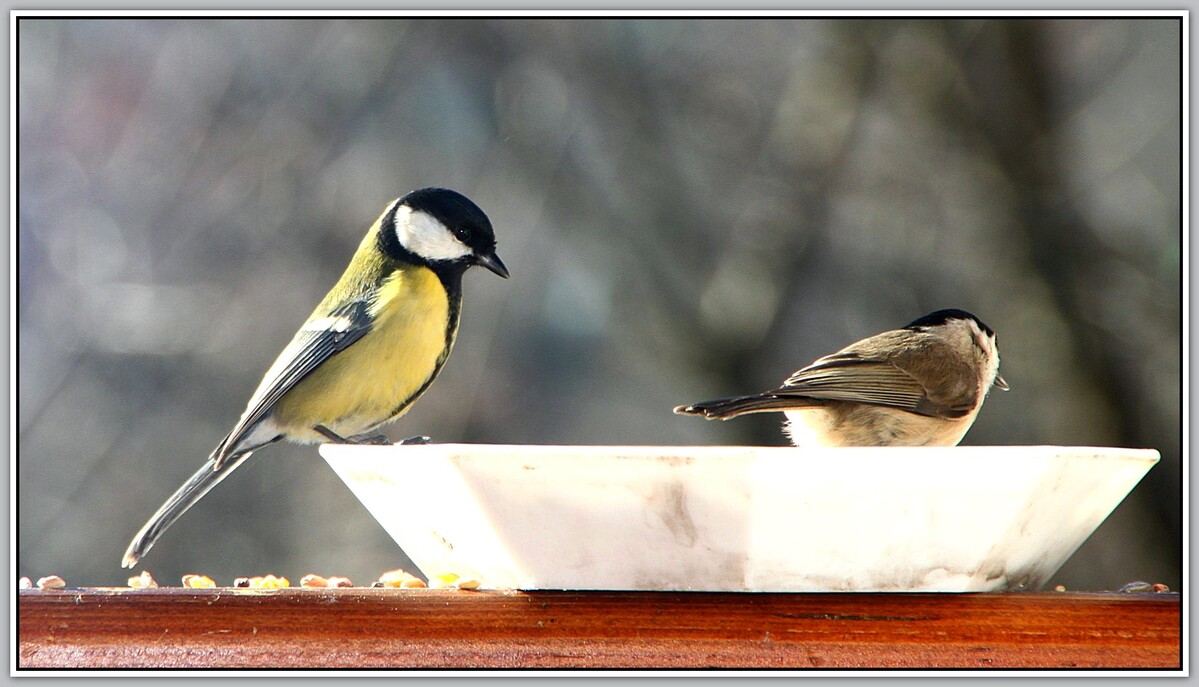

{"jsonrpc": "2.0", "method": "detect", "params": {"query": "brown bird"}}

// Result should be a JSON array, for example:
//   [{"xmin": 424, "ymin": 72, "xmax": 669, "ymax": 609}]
[{"xmin": 675, "ymin": 309, "xmax": 1008, "ymax": 447}]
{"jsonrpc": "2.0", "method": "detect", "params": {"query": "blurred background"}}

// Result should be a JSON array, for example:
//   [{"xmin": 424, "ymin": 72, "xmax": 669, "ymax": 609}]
[{"xmin": 17, "ymin": 18, "xmax": 1181, "ymax": 590}]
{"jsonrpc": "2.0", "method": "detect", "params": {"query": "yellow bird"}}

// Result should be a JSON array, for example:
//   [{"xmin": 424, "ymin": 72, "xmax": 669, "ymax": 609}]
[{"xmin": 122, "ymin": 188, "xmax": 508, "ymax": 568}]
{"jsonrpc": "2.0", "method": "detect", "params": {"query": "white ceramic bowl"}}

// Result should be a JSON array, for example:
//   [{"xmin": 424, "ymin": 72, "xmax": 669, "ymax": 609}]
[{"xmin": 320, "ymin": 444, "xmax": 1158, "ymax": 592}]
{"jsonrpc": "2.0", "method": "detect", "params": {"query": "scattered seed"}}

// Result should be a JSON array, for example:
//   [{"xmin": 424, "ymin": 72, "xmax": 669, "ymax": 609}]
[
  {"xmin": 182, "ymin": 574, "xmax": 217, "ymax": 589},
  {"xmin": 18, "ymin": 577, "xmax": 32, "ymax": 590},
  {"xmin": 378, "ymin": 568, "xmax": 424, "ymax": 588},
  {"xmin": 1117, "ymin": 581, "xmax": 1153, "ymax": 594},
  {"xmin": 300, "ymin": 574, "xmax": 328, "ymax": 588},
  {"xmin": 1152, "ymin": 583, "xmax": 1171, "ymax": 593},
  {"xmin": 127, "ymin": 571, "xmax": 158, "ymax": 589},
  {"xmin": 423, "ymin": 572, "xmax": 481, "ymax": 590},
  {"xmin": 327, "ymin": 576, "xmax": 354, "ymax": 588},
  {"xmin": 234, "ymin": 577, "xmax": 251, "ymax": 588},
  {"xmin": 36, "ymin": 575, "xmax": 66, "ymax": 590},
  {"xmin": 253, "ymin": 574, "xmax": 290, "ymax": 589},
  {"xmin": 429, "ymin": 573, "xmax": 460, "ymax": 589}
]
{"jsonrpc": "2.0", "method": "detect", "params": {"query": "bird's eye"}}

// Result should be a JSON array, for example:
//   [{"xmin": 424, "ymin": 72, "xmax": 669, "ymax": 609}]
[{"xmin": 453, "ymin": 227, "xmax": 470, "ymax": 242}]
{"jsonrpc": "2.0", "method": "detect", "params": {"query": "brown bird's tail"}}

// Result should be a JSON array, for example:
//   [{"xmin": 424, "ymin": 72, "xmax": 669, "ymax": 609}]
[{"xmin": 673, "ymin": 393, "xmax": 817, "ymax": 420}]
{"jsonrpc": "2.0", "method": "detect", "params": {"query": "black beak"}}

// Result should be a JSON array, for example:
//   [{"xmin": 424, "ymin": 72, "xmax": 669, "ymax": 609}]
[{"xmin": 475, "ymin": 250, "xmax": 509, "ymax": 279}]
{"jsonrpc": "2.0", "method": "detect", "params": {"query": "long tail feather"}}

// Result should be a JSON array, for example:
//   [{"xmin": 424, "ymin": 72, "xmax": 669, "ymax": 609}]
[
  {"xmin": 673, "ymin": 393, "xmax": 818, "ymax": 420},
  {"xmin": 121, "ymin": 451, "xmax": 252, "ymax": 568}
]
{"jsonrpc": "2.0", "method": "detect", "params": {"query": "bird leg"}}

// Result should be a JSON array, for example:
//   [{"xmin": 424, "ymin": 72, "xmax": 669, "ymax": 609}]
[
  {"xmin": 313, "ymin": 425, "xmax": 392, "ymax": 445},
  {"xmin": 349, "ymin": 433, "xmax": 394, "ymax": 445}
]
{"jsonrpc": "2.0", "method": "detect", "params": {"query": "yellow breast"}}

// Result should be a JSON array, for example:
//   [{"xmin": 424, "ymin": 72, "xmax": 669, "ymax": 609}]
[{"xmin": 271, "ymin": 265, "xmax": 452, "ymax": 439}]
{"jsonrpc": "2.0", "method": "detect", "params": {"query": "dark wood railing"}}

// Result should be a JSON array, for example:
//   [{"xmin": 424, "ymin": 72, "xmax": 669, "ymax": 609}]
[{"xmin": 17, "ymin": 588, "xmax": 1181, "ymax": 669}]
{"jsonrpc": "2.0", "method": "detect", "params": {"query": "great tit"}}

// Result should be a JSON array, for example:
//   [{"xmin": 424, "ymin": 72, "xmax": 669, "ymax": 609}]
[
  {"xmin": 675, "ymin": 309, "xmax": 1008, "ymax": 447},
  {"xmin": 122, "ymin": 187, "xmax": 508, "ymax": 568}
]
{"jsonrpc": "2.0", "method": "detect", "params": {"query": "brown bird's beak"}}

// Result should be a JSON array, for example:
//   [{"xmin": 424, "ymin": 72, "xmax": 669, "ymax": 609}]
[{"xmin": 994, "ymin": 374, "xmax": 1010, "ymax": 391}]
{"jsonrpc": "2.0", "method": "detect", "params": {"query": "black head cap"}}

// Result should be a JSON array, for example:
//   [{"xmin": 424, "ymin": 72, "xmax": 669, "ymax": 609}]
[
  {"xmin": 905, "ymin": 309, "xmax": 994, "ymax": 336},
  {"xmin": 388, "ymin": 187, "xmax": 508, "ymax": 278},
  {"xmin": 401, "ymin": 187, "xmax": 496, "ymax": 254}
]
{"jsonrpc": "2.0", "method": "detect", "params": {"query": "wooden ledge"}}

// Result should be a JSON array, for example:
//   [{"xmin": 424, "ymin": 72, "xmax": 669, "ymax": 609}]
[{"xmin": 18, "ymin": 588, "xmax": 1181, "ymax": 670}]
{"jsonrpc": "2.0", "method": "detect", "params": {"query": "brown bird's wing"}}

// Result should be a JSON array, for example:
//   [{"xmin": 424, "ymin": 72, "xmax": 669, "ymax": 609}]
[
  {"xmin": 775, "ymin": 356, "xmax": 930, "ymax": 412},
  {"xmin": 776, "ymin": 332, "xmax": 978, "ymax": 419},
  {"xmin": 676, "ymin": 328, "xmax": 982, "ymax": 421}
]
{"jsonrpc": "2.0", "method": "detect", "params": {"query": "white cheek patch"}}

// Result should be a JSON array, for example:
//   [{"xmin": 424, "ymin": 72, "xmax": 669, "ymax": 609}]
[
  {"xmin": 393, "ymin": 205, "xmax": 473, "ymax": 262},
  {"xmin": 963, "ymin": 319, "xmax": 1002, "ymax": 384}
]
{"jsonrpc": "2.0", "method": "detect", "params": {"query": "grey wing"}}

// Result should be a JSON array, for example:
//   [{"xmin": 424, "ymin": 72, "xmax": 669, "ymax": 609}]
[
  {"xmin": 777, "ymin": 353, "xmax": 972, "ymax": 419},
  {"xmin": 212, "ymin": 298, "xmax": 374, "ymax": 466}
]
